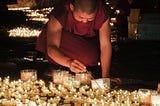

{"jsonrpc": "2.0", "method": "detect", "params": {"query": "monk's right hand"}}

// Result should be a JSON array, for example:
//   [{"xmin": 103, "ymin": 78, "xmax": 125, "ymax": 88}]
[{"xmin": 68, "ymin": 59, "xmax": 87, "ymax": 73}]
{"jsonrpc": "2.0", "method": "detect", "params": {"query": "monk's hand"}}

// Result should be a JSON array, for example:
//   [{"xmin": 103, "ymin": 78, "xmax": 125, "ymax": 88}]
[
  {"xmin": 68, "ymin": 59, "xmax": 87, "ymax": 73},
  {"xmin": 110, "ymin": 77, "xmax": 122, "ymax": 85}
]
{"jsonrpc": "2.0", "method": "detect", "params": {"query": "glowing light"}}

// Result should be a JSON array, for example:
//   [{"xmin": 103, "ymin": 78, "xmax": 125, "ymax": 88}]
[
  {"xmin": 24, "ymin": 7, "xmax": 53, "ymax": 23},
  {"xmin": 8, "ymin": 27, "xmax": 41, "ymax": 38}
]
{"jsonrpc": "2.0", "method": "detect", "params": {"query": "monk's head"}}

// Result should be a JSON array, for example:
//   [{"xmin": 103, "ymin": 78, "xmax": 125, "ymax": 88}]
[{"xmin": 70, "ymin": 0, "xmax": 98, "ymax": 23}]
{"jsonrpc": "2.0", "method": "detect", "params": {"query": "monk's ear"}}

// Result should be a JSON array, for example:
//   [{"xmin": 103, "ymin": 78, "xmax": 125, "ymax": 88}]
[{"xmin": 70, "ymin": 3, "xmax": 74, "ymax": 11}]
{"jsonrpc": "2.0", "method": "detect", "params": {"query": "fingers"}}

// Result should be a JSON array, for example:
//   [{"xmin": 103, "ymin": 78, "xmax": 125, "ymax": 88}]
[
  {"xmin": 69, "ymin": 59, "xmax": 87, "ymax": 73},
  {"xmin": 110, "ymin": 78, "xmax": 122, "ymax": 84}
]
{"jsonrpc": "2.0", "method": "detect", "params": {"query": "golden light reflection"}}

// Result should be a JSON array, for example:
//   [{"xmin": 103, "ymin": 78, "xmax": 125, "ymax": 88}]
[
  {"xmin": 0, "ymin": 76, "xmax": 145, "ymax": 106},
  {"xmin": 8, "ymin": 27, "xmax": 41, "ymax": 38},
  {"xmin": 8, "ymin": 7, "xmax": 53, "ymax": 23},
  {"xmin": 24, "ymin": 7, "xmax": 53, "ymax": 23}
]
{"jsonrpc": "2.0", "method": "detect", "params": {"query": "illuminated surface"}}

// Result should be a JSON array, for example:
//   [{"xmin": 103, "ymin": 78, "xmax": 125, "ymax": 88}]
[
  {"xmin": 0, "ymin": 76, "xmax": 148, "ymax": 106},
  {"xmin": 8, "ymin": 27, "xmax": 41, "ymax": 38},
  {"xmin": 8, "ymin": 7, "xmax": 53, "ymax": 23},
  {"xmin": 24, "ymin": 7, "xmax": 53, "ymax": 23}
]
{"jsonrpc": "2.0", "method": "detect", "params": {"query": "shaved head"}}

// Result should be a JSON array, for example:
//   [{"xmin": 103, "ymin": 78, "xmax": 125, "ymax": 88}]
[{"xmin": 72, "ymin": 0, "xmax": 98, "ymax": 14}]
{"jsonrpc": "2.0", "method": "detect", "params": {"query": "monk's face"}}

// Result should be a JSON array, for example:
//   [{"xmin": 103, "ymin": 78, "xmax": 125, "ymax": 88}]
[{"xmin": 73, "ymin": 8, "xmax": 96, "ymax": 23}]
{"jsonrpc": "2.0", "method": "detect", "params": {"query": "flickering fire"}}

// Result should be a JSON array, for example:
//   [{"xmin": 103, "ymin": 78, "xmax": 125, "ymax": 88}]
[{"xmin": 8, "ymin": 27, "xmax": 41, "ymax": 38}]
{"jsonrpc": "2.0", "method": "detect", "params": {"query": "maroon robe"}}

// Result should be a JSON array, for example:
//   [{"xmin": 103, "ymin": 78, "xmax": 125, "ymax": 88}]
[{"xmin": 36, "ymin": 0, "xmax": 109, "ymax": 66}]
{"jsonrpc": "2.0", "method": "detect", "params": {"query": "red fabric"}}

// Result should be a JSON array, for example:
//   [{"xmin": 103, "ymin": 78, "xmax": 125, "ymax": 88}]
[
  {"xmin": 60, "ymin": 31, "xmax": 100, "ymax": 66},
  {"xmin": 35, "ymin": 27, "xmax": 47, "ymax": 53}
]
